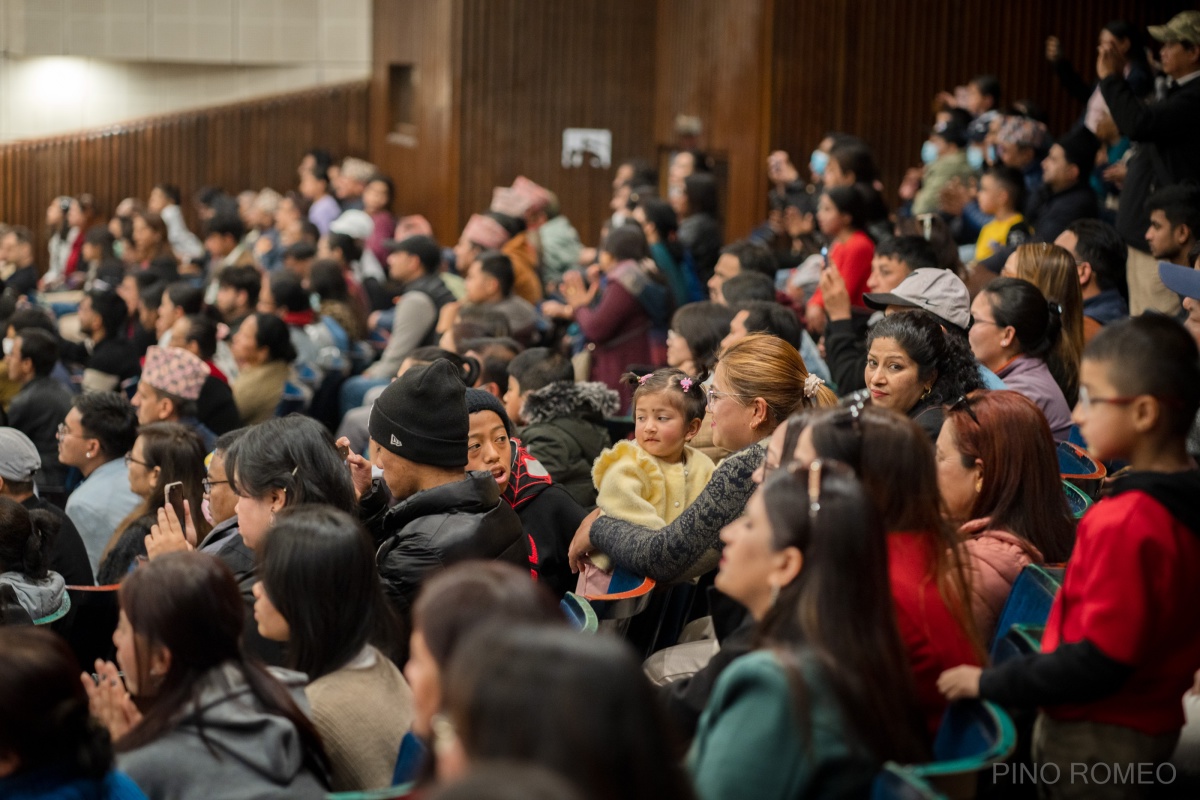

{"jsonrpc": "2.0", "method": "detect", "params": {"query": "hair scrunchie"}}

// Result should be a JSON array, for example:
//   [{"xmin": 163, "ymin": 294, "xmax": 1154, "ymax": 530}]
[{"xmin": 803, "ymin": 373, "xmax": 826, "ymax": 399}]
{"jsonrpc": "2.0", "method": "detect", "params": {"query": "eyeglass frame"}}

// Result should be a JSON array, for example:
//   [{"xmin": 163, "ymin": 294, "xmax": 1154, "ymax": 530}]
[
  {"xmin": 56, "ymin": 422, "xmax": 90, "ymax": 441},
  {"xmin": 1075, "ymin": 385, "xmax": 1164, "ymax": 412},
  {"xmin": 947, "ymin": 394, "xmax": 980, "ymax": 426},
  {"xmin": 202, "ymin": 478, "xmax": 230, "ymax": 494},
  {"xmin": 705, "ymin": 387, "xmax": 753, "ymax": 406},
  {"xmin": 124, "ymin": 452, "xmax": 151, "ymax": 468}
]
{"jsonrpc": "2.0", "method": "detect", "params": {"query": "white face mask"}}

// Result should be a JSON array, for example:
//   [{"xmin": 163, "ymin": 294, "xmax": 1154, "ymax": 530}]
[
  {"xmin": 201, "ymin": 497, "xmax": 214, "ymax": 526},
  {"xmin": 2, "ymin": 338, "xmax": 12, "ymax": 356}
]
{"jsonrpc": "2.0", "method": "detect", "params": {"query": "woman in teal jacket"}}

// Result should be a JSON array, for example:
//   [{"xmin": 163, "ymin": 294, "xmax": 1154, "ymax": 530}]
[{"xmin": 688, "ymin": 462, "xmax": 929, "ymax": 800}]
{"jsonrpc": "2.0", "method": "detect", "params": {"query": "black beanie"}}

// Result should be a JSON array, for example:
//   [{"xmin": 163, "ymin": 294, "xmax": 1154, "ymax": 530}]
[
  {"xmin": 465, "ymin": 388, "xmax": 513, "ymax": 434},
  {"xmin": 369, "ymin": 359, "xmax": 468, "ymax": 467}
]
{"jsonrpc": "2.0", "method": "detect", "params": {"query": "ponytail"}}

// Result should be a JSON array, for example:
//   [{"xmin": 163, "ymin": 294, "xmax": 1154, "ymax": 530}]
[
  {"xmin": 984, "ymin": 277, "xmax": 1060, "ymax": 359},
  {"xmin": 22, "ymin": 510, "xmax": 57, "ymax": 580},
  {"xmin": 0, "ymin": 499, "xmax": 57, "ymax": 579},
  {"xmin": 1033, "ymin": 299, "xmax": 1064, "ymax": 359}
]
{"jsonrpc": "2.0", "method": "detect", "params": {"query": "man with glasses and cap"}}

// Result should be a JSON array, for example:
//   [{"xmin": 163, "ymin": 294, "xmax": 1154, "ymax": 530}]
[{"xmin": 0, "ymin": 427, "xmax": 93, "ymax": 586}]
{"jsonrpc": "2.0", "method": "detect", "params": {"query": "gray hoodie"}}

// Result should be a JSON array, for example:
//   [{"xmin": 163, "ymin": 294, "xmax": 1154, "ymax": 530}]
[
  {"xmin": 118, "ymin": 662, "xmax": 327, "ymax": 800},
  {"xmin": 0, "ymin": 570, "xmax": 66, "ymax": 621}
]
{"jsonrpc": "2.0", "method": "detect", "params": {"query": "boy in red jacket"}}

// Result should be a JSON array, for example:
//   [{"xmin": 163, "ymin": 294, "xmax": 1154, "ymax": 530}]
[{"xmin": 939, "ymin": 315, "xmax": 1200, "ymax": 800}]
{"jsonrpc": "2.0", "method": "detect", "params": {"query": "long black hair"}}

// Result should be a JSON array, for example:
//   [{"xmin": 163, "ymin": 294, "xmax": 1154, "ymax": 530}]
[
  {"xmin": 636, "ymin": 196, "xmax": 683, "ymax": 263},
  {"xmin": 257, "ymin": 506, "xmax": 401, "ymax": 680},
  {"xmin": 801, "ymin": 406, "xmax": 985, "ymax": 660},
  {"xmin": 115, "ymin": 552, "xmax": 329, "ymax": 782},
  {"xmin": 0, "ymin": 628, "xmax": 114, "ymax": 781},
  {"xmin": 224, "ymin": 415, "xmax": 357, "ymax": 514},
  {"xmin": 867, "ymin": 310, "xmax": 984, "ymax": 407},
  {"xmin": 757, "ymin": 465, "xmax": 930, "ymax": 765}
]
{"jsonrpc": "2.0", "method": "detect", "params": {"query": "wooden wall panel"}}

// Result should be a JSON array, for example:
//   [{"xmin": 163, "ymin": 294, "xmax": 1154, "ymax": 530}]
[
  {"xmin": 369, "ymin": 0, "xmax": 462, "ymax": 243},
  {"xmin": 0, "ymin": 82, "xmax": 369, "ymax": 266},
  {"xmin": 654, "ymin": 0, "xmax": 774, "ymax": 242},
  {"xmin": 770, "ymin": 0, "xmax": 1193, "ymax": 213},
  {"xmin": 455, "ymin": 0, "xmax": 657, "ymax": 246}
]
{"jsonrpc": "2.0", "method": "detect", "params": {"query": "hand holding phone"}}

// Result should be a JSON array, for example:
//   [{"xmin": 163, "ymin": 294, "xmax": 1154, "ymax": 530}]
[{"xmin": 164, "ymin": 481, "xmax": 186, "ymax": 525}]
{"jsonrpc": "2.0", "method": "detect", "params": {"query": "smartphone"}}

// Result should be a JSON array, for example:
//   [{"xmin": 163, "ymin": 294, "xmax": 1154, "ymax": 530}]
[
  {"xmin": 336, "ymin": 443, "xmax": 351, "ymax": 461},
  {"xmin": 820, "ymin": 246, "xmax": 831, "ymax": 270},
  {"xmin": 164, "ymin": 481, "xmax": 186, "ymax": 523}
]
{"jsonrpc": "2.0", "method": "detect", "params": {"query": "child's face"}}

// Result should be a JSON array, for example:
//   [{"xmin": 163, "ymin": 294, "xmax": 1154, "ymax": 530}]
[
  {"xmin": 1071, "ymin": 358, "xmax": 1138, "ymax": 463},
  {"xmin": 634, "ymin": 391, "xmax": 699, "ymax": 463},
  {"xmin": 467, "ymin": 411, "xmax": 512, "ymax": 494},
  {"xmin": 976, "ymin": 175, "xmax": 1001, "ymax": 216},
  {"xmin": 816, "ymin": 195, "xmax": 845, "ymax": 237}
]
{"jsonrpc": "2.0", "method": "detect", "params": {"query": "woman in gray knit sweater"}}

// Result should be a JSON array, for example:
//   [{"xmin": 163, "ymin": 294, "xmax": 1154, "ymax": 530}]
[{"xmin": 568, "ymin": 333, "xmax": 837, "ymax": 582}]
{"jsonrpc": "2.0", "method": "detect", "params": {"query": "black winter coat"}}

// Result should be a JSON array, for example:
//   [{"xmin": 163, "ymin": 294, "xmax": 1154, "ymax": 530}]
[{"xmin": 361, "ymin": 472, "xmax": 528, "ymax": 620}]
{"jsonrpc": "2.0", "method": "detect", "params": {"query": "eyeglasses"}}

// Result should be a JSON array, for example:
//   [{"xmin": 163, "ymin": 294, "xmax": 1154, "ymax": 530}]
[
  {"xmin": 706, "ymin": 387, "xmax": 751, "ymax": 406},
  {"xmin": 1076, "ymin": 385, "xmax": 1141, "ymax": 412},
  {"xmin": 124, "ymin": 452, "xmax": 150, "ymax": 468},
  {"xmin": 56, "ymin": 423, "xmax": 86, "ymax": 441},
  {"xmin": 968, "ymin": 316, "xmax": 1000, "ymax": 330},
  {"xmin": 948, "ymin": 394, "xmax": 980, "ymax": 426},
  {"xmin": 202, "ymin": 479, "xmax": 229, "ymax": 494}
]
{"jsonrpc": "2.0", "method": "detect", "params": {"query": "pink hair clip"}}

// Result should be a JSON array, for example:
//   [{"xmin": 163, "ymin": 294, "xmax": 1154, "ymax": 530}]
[
  {"xmin": 679, "ymin": 377, "xmax": 693, "ymax": 392},
  {"xmin": 637, "ymin": 373, "xmax": 651, "ymax": 385}
]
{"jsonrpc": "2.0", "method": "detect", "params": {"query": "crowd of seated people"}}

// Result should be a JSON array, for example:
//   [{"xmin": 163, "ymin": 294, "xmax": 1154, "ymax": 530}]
[{"xmin": 3, "ymin": 10, "xmax": 1200, "ymax": 799}]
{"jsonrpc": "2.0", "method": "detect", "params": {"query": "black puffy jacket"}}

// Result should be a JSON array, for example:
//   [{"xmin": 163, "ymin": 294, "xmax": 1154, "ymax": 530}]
[{"xmin": 362, "ymin": 471, "xmax": 528, "ymax": 620}]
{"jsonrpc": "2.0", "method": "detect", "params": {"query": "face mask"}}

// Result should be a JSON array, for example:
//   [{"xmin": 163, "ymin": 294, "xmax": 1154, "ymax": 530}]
[
  {"xmin": 987, "ymin": 145, "xmax": 998, "ymax": 165},
  {"xmin": 200, "ymin": 497, "xmax": 214, "ymax": 526},
  {"xmin": 1, "ymin": 338, "xmax": 11, "ymax": 356},
  {"xmin": 966, "ymin": 146, "xmax": 985, "ymax": 171},
  {"xmin": 809, "ymin": 149, "xmax": 829, "ymax": 177},
  {"xmin": 920, "ymin": 141, "xmax": 940, "ymax": 166}
]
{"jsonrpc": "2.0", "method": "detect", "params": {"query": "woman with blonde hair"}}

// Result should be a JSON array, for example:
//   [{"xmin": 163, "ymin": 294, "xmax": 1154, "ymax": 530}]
[
  {"xmin": 568, "ymin": 333, "xmax": 836, "ymax": 583},
  {"xmin": 1002, "ymin": 242, "xmax": 1084, "ymax": 403}
]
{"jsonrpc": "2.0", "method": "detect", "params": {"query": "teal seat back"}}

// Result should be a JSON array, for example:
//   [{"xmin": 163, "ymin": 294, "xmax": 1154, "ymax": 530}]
[{"xmin": 988, "ymin": 564, "xmax": 1063, "ymax": 657}]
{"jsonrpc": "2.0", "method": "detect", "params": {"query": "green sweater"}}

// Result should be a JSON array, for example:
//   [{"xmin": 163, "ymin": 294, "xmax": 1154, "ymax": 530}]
[{"xmin": 688, "ymin": 650, "xmax": 875, "ymax": 800}]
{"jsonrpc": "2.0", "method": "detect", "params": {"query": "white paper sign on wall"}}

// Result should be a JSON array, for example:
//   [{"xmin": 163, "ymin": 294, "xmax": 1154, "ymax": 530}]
[{"xmin": 561, "ymin": 128, "xmax": 612, "ymax": 169}]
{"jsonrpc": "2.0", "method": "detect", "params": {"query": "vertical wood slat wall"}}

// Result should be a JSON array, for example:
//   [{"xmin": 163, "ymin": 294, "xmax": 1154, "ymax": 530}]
[
  {"xmin": 0, "ymin": 82, "xmax": 370, "ymax": 262},
  {"xmin": 768, "ymin": 0, "xmax": 1193, "ymax": 222}
]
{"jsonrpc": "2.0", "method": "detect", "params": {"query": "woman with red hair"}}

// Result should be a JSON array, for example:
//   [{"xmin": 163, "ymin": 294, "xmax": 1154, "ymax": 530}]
[{"xmin": 936, "ymin": 390, "xmax": 1076, "ymax": 641}]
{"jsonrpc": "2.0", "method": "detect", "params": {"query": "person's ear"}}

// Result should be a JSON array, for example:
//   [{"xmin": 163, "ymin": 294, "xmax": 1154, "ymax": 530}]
[
  {"xmin": 269, "ymin": 486, "xmax": 288, "ymax": 513},
  {"xmin": 1175, "ymin": 224, "xmax": 1193, "ymax": 249},
  {"xmin": 999, "ymin": 325, "xmax": 1016, "ymax": 349},
  {"xmin": 156, "ymin": 396, "xmax": 174, "ymax": 421},
  {"xmin": 1130, "ymin": 395, "xmax": 1161, "ymax": 434},
  {"xmin": 481, "ymin": 381, "xmax": 501, "ymax": 397},
  {"xmin": 973, "ymin": 458, "xmax": 985, "ymax": 493},
  {"xmin": 771, "ymin": 546, "xmax": 804, "ymax": 588},
  {"xmin": 1077, "ymin": 261, "xmax": 1093, "ymax": 288},
  {"xmin": 148, "ymin": 465, "xmax": 162, "ymax": 491},
  {"xmin": 147, "ymin": 644, "xmax": 172, "ymax": 688},
  {"xmin": 684, "ymin": 417, "xmax": 703, "ymax": 442},
  {"xmin": 750, "ymin": 397, "xmax": 770, "ymax": 430}
]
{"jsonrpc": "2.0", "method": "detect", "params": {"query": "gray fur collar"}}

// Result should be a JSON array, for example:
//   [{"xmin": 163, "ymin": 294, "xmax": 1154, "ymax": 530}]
[{"xmin": 521, "ymin": 381, "xmax": 620, "ymax": 425}]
